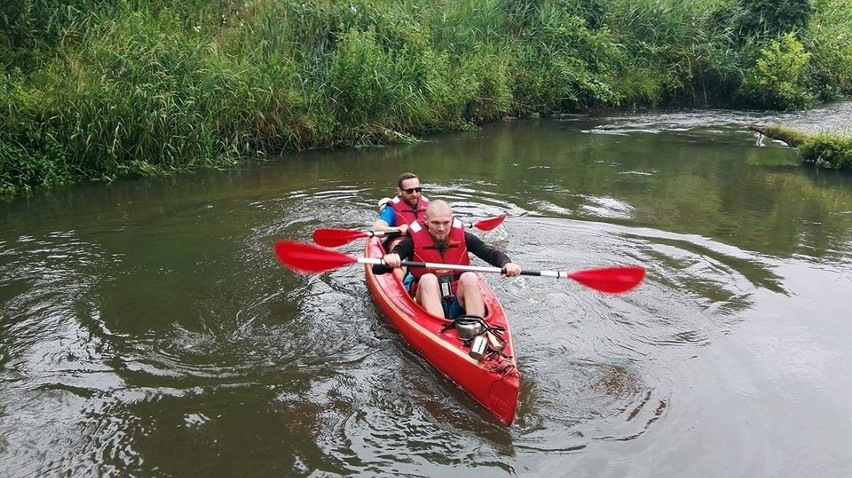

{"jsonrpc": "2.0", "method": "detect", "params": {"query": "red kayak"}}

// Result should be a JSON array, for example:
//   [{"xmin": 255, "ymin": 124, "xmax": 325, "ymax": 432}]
[{"xmin": 363, "ymin": 236, "xmax": 521, "ymax": 425}]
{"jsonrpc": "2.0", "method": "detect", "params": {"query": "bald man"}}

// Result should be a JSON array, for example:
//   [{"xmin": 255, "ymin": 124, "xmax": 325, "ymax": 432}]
[{"xmin": 375, "ymin": 200, "xmax": 521, "ymax": 319}]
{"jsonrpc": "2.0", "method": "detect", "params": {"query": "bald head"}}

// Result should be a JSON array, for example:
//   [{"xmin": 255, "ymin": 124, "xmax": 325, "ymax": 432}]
[
  {"xmin": 425, "ymin": 199, "xmax": 452, "ymax": 218},
  {"xmin": 424, "ymin": 200, "xmax": 453, "ymax": 241}
]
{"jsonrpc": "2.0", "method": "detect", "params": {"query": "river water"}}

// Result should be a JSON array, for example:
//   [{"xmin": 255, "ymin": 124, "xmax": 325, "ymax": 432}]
[{"xmin": 2, "ymin": 106, "xmax": 851, "ymax": 477}]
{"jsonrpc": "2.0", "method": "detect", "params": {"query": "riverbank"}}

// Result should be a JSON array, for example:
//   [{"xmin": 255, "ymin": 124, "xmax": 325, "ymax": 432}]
[
  {"xmin": 746, "ymin": 100, "xmax": 852, "ymax": 170},
  {"xmin": 751, "ymin": 120, "xmax": 852, "ymax": 171},
  {"xmin": 3, "ymin": 0, "xmax": 852, "ymax": 196}
]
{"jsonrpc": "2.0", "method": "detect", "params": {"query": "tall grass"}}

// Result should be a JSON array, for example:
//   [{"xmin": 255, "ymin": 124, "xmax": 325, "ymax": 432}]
[
  {"xmin": 2, "ymin": 0, "xmax": 852, "ymax": 196},
  {"xmin": 804, "ymin": 0, "xmax": 852, "ymax": 101},
  {"xmin": 604, "ymin": 0, "xmax": 746, "ymax": 107}
]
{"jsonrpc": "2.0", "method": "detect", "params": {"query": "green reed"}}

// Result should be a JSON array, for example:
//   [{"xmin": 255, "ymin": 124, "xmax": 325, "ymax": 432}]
[{"xmin": 2, "ymin": 0, "xmax": 852, "ymax": 196}]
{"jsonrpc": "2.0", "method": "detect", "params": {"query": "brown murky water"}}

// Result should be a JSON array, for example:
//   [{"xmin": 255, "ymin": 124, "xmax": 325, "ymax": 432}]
[{"xmin": 2, "ymin": 107, "xmax": 851, "ymax": 477}]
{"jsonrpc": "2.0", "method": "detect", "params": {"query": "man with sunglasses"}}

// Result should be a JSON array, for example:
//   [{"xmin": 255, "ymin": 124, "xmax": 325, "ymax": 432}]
[
  {"xmin": 375, "ymin": 200, "xmax": 521, "ymax": 319},
  {"xmin": 371, "ymin": 172, "xmax": 429, "ymax": 236}
]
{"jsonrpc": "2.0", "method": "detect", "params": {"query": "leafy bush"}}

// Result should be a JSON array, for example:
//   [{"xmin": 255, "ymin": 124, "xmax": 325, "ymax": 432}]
[
  {"xmin": 800, "ymin": 133, "xmax": 852, "ymax": 169},
  {"xmin": 740, "ymin": 33, "xmax": 815, "ymax": 109}
]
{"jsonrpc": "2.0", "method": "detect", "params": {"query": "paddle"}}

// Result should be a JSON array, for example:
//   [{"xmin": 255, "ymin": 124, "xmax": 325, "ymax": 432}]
[
  {"xmin": 275, "ymin": 240, "xmax": 645, "ymax": 294},
  {"xmin": 312, "ymin": 214, "xmax": 507, "ymax": 247}
]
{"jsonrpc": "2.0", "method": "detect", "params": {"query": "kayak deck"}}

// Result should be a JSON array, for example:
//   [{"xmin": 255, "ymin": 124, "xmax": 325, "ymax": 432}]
[{"xmin": 363, "ymin": 237, "xmax": 520, "ymax": 425}]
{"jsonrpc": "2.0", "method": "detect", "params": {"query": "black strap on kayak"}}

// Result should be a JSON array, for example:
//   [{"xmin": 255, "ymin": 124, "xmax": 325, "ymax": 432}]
[
  {"xmin": 442, "ymin": 315, "xmax": 510, "ymax": 357},
  {"xmin": 440, "ymin": 314, "xmax": 486, "ymax": 334}
]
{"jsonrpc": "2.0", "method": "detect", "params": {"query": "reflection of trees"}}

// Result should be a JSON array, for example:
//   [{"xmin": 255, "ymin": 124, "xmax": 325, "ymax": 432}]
[
  {"xmin": 656, "ymin": 158, "xmax": 851, "ymax": 259},
  {"xmin": 423, "ymin": 121, "xmax": 852, "ymax": 261}
]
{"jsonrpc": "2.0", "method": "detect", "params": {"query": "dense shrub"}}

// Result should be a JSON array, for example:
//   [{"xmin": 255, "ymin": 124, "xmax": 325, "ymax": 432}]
[
  {"xmin": 740, "ymin": 33, "xmax": 815, "ymax": 109},
  {"xmin": 800, "ymin": 133, "xmax": 852, "ymax": 169}
]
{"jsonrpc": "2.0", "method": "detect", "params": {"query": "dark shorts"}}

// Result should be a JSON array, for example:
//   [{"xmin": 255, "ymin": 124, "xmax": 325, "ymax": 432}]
[
  {"xmin": 442, "ymin": 297, "xmax": 465, "ymax": 320},
  {"xmin": 406, "ymin": 274, "xmax": 465, "ymax": 319}
]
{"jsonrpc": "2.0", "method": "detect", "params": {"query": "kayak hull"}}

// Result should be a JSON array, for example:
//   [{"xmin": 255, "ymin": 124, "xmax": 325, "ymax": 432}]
[{"xmin": 364, "ymin": 237, "xmax": 520, "ymax": 425}]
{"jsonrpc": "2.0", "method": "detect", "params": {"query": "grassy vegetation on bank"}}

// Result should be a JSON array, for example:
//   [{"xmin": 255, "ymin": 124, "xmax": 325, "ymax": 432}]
[
  {"xmin": 800, "ymin": 133, "xmax": 852, "ymax": 169},
  {"xmin": 752, "ymin": 125, "xmax": 852, "ymax": 169},
  {"xmin": 2, "ymin": 0, "xmax": 852, "ymax": 196}
]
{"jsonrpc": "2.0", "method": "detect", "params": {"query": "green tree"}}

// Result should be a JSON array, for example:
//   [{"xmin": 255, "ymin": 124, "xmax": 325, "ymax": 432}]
[{"xmin": 741, "ymin": 33, "xmax": 815, "ymax": 109}]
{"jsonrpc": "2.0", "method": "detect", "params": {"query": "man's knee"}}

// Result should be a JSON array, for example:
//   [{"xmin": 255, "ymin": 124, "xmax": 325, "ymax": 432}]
[
  {"xmin": 419, "ymin": 273, "xmax": 439, "ymax": 287},
  {"xmin": 457, "ymin": 272, "xmax": 478, "ymax": 289}
]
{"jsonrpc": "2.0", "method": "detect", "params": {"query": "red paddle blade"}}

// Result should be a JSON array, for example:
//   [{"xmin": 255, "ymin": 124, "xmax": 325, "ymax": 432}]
[
  {"xmin": 473, "ymin": 214, "xmax": 506, "ymax": 231},
  {"xmin": 312, "ymin": 228, "xmax": 367, "ymax": 247},
  {"xmin": 274, "ymin": 240, "xmax": 358, "ymax": 273},
  {"xmin": 568, "ymin": 265, "xmax": 646, "ymax": 293}
]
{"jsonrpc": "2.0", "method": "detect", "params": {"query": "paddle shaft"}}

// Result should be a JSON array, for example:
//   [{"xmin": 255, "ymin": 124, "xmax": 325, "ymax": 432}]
[
  {"xmin": 358, "ymin": 257, "xmax": 569, "ymax": 277},
  {"xmin": 312, "ymin": 215, "xmax": 505, "ymax": 247},
  {"xmin": 364, "ymin": 230, "xmax": 401, "ymax": 238}
]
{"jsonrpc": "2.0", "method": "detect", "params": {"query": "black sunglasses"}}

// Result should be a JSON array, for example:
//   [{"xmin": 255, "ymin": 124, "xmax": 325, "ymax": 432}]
[{"xmin": 402, "ymin": 187, "xmax": 422, "ymax": 194}]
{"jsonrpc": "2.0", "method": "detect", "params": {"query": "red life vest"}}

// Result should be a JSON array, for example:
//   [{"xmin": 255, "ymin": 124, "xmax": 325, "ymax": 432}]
[
  {"xmin": 390, "ymin": 196, "xmax": 429, "ymax": 226},
  {"xmin": 408, "ymin": 219, "xmax": 470, "ymax": 286}
]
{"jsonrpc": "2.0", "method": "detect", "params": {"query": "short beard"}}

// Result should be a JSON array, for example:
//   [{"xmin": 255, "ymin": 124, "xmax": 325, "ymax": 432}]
[{"xmin": 434, "ymin": 238, "xmax": 449, "ymax": 252}]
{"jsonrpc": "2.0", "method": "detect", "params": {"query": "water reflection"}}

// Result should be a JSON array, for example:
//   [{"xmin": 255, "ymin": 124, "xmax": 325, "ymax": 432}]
[{"xmin": 2, "ymin": 113, "xmax": 852, "ymax": 476}]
